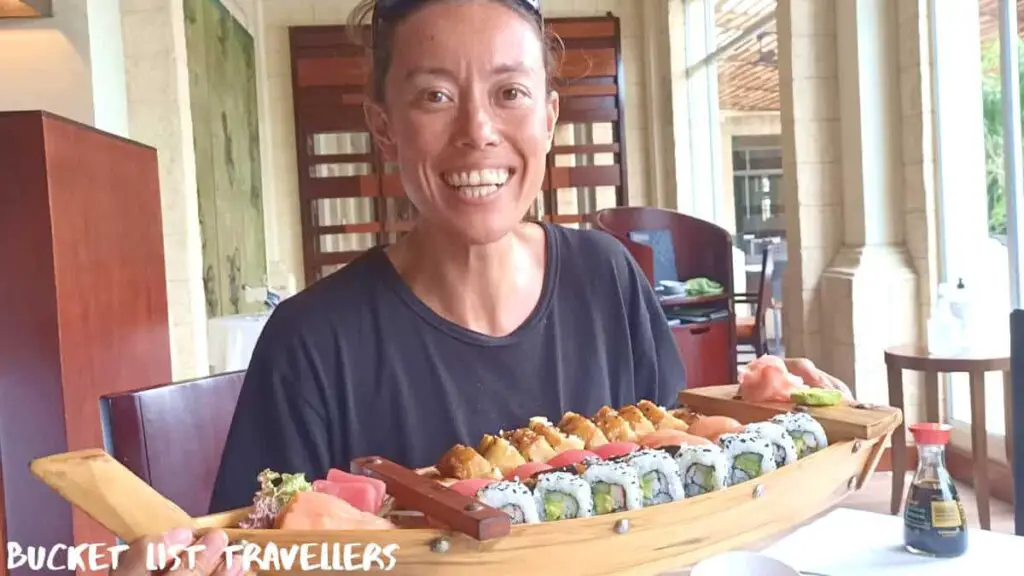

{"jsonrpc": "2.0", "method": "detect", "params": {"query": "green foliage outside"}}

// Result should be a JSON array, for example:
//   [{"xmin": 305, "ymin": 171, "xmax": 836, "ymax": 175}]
[{"xmin": 980, "ymin": 39, "xmax": 1024, "ymax": 238}]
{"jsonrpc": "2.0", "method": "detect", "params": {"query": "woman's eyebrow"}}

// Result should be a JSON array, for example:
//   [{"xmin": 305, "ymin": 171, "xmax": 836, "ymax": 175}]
[{"xmin": 402, "ymin": 62, "xmax": 537, "ymax": 82}]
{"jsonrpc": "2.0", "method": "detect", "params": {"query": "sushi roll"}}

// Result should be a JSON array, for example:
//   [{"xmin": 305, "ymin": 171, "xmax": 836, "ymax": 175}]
[
  {"xmin": 620, "ymin": 449, "xmax": 685, "ymax": 506},
  {"xmin": 558, "ymin": 412, "xmax": 610, "ymax": 449},
  {"xmin": 673, "ymin": 445, "xmax": 729, "ymax": 497},
  {"xmin": 770, "ymin": 412, "xmax": 829, "ymax": 458},
  {"xmin": 533, "ymin": 471, "xmax": 594, "ymax": 521},
  {"xmin": 718, "ymin": 431, "xmax": 777, "ymax": 485},
  {"xmin": 528, "ymin": 417, "xmax": 587, "ymax": 453},
  {"xmin": 744, "ymin": 422, "xmax": 798, "ymax": 469},
  {"xmin": 617, "ymin": 405, "xmax": 657, "ymax": 436},
  {"xmin": 580, "ymin": 460, "xmax": 643, "ymax": 514},
  {"xmin": 477, "ymin": 480, "xmax": 541, "ymax": 525},
  {"xmin": 593, "ymin": 406, "xmax": 638, "ymax": 442}
]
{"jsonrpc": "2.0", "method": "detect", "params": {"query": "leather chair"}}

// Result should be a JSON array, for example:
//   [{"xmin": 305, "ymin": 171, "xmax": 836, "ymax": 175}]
[{"xmin": 99, "ymin": 370, "xmax": 245, "ymax": 518}]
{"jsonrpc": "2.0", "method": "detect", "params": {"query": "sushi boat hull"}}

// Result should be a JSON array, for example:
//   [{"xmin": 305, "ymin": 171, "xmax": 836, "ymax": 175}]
[{"xmin": 29, "ymin": 385, "xmax": 902, "ymax": 576}]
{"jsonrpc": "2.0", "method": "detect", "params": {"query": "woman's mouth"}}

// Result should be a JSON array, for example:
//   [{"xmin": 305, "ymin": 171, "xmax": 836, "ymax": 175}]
[{"xmin": 442, "ymin": 168, "xmax": 512, "ymax": 200}]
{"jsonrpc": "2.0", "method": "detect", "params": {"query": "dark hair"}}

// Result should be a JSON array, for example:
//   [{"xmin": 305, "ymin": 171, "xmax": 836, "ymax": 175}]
[{"xmin": 346, "ymin": 0, "xmax": 564, "ymax": 102}]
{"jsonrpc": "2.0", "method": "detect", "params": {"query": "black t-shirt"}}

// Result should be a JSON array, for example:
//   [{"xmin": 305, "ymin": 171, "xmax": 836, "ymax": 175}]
[{"xmin": 207, "ymin": 223, "xmax": 687, "ymax": 513}]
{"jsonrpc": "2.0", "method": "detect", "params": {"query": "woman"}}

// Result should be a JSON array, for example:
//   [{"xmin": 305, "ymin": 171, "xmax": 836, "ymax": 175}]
[{"xmin": 115, "ymin": 0, "xmax": 842, "ymax": 572}]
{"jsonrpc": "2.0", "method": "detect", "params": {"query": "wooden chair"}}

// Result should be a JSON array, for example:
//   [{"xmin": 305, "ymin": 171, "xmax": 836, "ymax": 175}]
[
  {"xmin": 99, "ymin": 370, "xmax": 246, "ymax": 517},
  {"xmin": 1010, "ymin": 310, "xmax": 1024, "ymax": 535},
  {"xmin": 590, "ymin": 207, "xmax": 734, "ymax": 292},
  {"xmin": 734, "ymin": 247, "xmax": 775, "ymax": 357}
]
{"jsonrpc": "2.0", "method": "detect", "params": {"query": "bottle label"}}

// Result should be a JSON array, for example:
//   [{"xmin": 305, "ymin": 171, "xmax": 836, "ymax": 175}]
[{"xmin": 930, "ymin": 501, "xmax": 963, "ymax": 529}]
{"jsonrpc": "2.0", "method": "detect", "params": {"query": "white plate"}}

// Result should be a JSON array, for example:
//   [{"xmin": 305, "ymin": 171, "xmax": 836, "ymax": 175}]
[{"xmin": 690, "ymin": 551, "xmax": 801, "ymax": 576}]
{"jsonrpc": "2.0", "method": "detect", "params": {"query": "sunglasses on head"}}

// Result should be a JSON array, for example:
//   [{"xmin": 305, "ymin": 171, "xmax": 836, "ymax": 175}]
[{"xmin": 373, "ymin": 0, "xmax": 542, "ymax": 31}]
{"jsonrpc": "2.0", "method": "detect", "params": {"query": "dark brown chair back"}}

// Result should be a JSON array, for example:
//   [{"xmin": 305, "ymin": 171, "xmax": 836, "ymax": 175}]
[
  {"xmin": 591, "ymin": 207, "xmax": 735, "ymax": 295},
  {"xmin": 99, "ymin": 371, "xmax": 245, "ymax": 517}
]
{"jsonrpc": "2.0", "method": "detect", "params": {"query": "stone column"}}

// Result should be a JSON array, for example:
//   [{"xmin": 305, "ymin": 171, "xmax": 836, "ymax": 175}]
[{"xmin": 818, "ymin": 0, "xmax": 919, "ymax": 405}]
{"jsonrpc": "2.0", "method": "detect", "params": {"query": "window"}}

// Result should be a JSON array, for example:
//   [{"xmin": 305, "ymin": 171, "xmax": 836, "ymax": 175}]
[{"xmin": 933, "ymin": 0, "xmax": 1021, "ymax": 460}]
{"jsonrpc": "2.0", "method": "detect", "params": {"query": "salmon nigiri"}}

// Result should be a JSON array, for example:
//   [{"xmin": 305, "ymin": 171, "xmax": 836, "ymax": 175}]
[
  {"xmin": 686, "ymin": 415, "xmax": 744, "ymax": 442},
  {"xmin": 637, "ymin": 428, "xmax": 712, "ymax": 449}
]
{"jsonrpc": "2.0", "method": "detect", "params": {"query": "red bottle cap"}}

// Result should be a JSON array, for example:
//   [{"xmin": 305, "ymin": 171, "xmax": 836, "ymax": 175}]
[{"xmin": 909, "ymin": 422, "xmax": 953, "ymax": 445}]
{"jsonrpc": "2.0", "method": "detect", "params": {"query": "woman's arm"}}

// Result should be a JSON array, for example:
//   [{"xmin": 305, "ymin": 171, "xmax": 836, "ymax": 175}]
[{"xmin": 207, "ymin": 313, "xmax": 335, "ymax": 514}]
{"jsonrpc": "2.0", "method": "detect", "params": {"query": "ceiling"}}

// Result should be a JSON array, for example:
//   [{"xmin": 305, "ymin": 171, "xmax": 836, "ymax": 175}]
[{"xmin": 714, "ymin": 0, "xmax": 1017, "ymax": 112}]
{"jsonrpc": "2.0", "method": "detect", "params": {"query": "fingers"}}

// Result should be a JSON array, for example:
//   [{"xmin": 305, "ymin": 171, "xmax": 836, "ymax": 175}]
[{"xmin": 164, "ymin": 530, "xmax": 230, "ymax": 576}]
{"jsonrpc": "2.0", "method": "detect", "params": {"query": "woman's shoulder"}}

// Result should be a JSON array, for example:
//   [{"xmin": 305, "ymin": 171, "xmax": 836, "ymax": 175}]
[{"xmin": 253, "ymin": 249, "xmax": 395, "ymax": 345}]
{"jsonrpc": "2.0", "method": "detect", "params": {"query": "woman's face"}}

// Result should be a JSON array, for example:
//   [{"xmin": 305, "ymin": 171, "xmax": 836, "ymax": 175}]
[{"xmin": 366, "ymin": 0, "xmax": 559, "ymax": 246}]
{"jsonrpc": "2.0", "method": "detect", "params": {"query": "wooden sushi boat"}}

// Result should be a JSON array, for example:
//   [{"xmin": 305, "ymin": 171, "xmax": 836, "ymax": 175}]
[{"xmin": 30, "ymin": 384, "xmax": 902, "ymax": 575}]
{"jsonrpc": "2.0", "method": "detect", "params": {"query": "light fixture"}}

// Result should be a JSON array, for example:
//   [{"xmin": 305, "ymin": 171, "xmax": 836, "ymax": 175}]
[{"xmin": 0, "ymin": 0, "xmax": 52, "ymax": 18}]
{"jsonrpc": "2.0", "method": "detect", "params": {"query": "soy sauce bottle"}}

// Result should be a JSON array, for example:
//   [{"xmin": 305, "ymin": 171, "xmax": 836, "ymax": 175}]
[{"xmin": 903, "ymin": 422, "xmax": 968, "ymax": 557}]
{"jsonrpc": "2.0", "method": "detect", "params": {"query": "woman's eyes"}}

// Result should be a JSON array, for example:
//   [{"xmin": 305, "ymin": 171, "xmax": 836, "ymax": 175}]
[{"xmin": 418, "ymin": 86, "xmax": 532, "ymax": 105}]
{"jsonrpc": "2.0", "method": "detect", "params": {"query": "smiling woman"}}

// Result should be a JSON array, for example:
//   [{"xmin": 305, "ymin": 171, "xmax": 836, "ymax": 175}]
[{"xmin": 110, "ymin": 2, "xmax": 689, "ymax": 573}]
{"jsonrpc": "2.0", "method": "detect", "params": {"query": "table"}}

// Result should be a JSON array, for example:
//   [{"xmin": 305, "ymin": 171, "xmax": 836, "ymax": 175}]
[
  {"xmin": 662, "ymin": 293, "xmax": 736, "ymax": 387},
  {"xmin": 884, "ymin": 345, "xmax": 1012, "ymax": 530},
  {"xmin": 207, "ymin": 312, "xmax": 271, "ymax": 373},
  {"xmin": 758, "ymin": 507, "xmax": 1024, "ymax": 575}
]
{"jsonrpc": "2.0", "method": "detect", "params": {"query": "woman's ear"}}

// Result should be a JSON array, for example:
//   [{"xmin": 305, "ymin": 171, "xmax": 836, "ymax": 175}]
[
  {"xmin": 364, "ymin": 100, "xmax": 397, "ymax": 161},
  {"xmin": 545, "ymin": 90, "xmax": 560, "ymax": 153}
]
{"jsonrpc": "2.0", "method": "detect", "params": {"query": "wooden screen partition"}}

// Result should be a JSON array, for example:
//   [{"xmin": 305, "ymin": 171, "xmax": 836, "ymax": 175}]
[
  {"xmin": 289, "ymin": 14, "xmax": 629, "ymax": 284},
  {"xmin": 0, "ymin": 111, "xmax": 173, "ymax": 575}
]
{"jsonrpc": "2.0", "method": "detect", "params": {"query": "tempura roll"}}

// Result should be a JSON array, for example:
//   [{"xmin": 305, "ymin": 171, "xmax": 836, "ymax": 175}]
[
  {"xmin": 617, "ymin": 404, "xmax": 656, "ymax": 436},
  {"xmin": 592, "ymin": 406, "xmax": 637, "ymax": 443},
  {"xmin": 557, "ymin": 411, "xmax": 610, "ymax": 449},
  {"xmin": 478, "ymin": 434, "xmax": 527, "ymax": 478},
  {"xmin": 528, "ymin": 416, "xmax": 586, "ymax": 453},
  {"xmin": 637, "ymin": 399, "xmax": 690, "ymax": 432},
  {"xmin": 502, "ymin": 428, "xmax": 558, "ymax": 463},
  {"xmin": 436, "ymin": 444, "xmax": 501, "ymax": 480}
]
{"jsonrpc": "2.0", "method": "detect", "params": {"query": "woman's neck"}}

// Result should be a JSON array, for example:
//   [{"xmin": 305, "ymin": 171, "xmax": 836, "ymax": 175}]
[{"xmin": 387, "ymin": 222, "xmax": 547, "ymax": 337}]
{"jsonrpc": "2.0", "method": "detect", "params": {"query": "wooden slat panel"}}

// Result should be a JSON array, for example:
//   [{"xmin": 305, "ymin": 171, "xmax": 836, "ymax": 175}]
[
  {"xmin": 298, "ymin": 104, "xmax": 367, "ymax": 132},
  {"xmin": 547, "ymin": 213, "xmax": 586, "ymax": 225},
  {"xmin": 555, "ymin": 83, "xmax": 618, "ymax": 97},
  {"xmin": 547, "ymin": 19, "xmax": 616, "ymax": 39},
  {"xmin": 551, "ymin": 143, "xmax": 620, "ymax": 155},
  {"xmin": 556, "ymin": 107, "xmax": 619, "ymax": 123},
  {"xmin": 549, "ymin": 165, "xmax": 622, "ymax": 188},
  {"xmin": 379, "ymin": 173, "xmax": 406, "ymax": 198},
  {"xmin": 559, "ymin": 48, "xmax": 618, "ymax": 79},
  {"xmin": 310, "ymin": 152, "xmax": 374, "ymax": 164},
  {"xmin": 296, "ymin": 56, "xmax": 370, "ymax": 87},
  {"xmin": 313, "ymin": 250, "xmax": 368, "ymax": 266},
  {"xmin": 561, "ymin": 95, "xmax": 617, "ymax": 111},
  {"xmin": 304, "ymin": 174, "xmax": 380, "ymax": 199}
]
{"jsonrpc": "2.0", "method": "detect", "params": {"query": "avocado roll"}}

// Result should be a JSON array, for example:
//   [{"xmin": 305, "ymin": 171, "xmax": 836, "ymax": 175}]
[
  {"xmin": 770, "ymin": 412, "xmax": 829, "ymax": 458},
  {"xmin": 744, "ymin": 421, "xmax": 798, "ymax": 468},
  {"xmin": 673, "ymin": 444, "xmax": 729, "ymax": 497},
  {"xmin": 718, "ymin": 431, "xmax": 777, "ymax": 485},
  {"xmin": 620, "ymin": 448, "xmax": 685, "ymax": 506},
  {"xmin": 533, "ymin": 471, "xmax": 593, "ymax": 521},
  {"xmin": 580, "ymin": 460, "xmax": 642, "ymax": 514}
]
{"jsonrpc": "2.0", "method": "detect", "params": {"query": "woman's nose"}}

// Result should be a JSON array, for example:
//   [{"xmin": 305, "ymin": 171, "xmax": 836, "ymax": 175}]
[{"xmin": 454, "ymin": 99, "xmax": 501, "ymax": 149}]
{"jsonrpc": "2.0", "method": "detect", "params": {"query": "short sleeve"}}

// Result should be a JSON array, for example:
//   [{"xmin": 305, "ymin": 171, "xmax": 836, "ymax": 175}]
[{"xmin": 207, "ymin": 311, "xmax": 334, "ymax": 513}]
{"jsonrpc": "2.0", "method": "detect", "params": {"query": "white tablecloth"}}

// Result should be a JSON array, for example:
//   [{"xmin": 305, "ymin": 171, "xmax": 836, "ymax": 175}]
[
  {"xmin": 760, "ymin": 507, "xmax": 1024, "ymax": 574},
  {"xmin": 207, "ymin": 313, "xmax": 271, "ymax": 373}
]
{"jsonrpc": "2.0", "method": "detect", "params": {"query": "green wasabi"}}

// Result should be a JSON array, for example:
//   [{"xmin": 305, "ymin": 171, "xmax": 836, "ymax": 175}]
[{"xmin": 791, "ymin": 388, "xmax": 843, "ymax": 406}]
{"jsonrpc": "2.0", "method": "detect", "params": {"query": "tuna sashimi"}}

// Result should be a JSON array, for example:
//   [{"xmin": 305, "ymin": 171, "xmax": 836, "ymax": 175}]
[
  {"xmin": 637, "ymin": 429, "xmax": 712, "ymax": 448},
  {"xmin": 275, "ymin": 491, "xmax": 394, "ymax": 530},
  {"xmin": 546, "ymin": 449, "xmax": 598, "ymax": 468},
  {"xmin": 447, "ymin": 478, "xmax": 496, "ymax": 497},
  {"xmin": 313, "ymin": 479, "xmax": 382, "ymax": 515},
  {"xmin": 590, "ymin": 441, "xmax": 639, "ymax": 460},
  {"xmin": 325, "ymin": 468, "xmax": 387, "ymax": 513},
  {"xmin": 507, "ymin": 462, "xmax": 552, "ymax": 481}
]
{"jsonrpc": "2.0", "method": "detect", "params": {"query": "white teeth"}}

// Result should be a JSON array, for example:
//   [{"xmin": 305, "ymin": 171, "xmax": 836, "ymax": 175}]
[
  {"xmin": 456, "ymin": 185, "xmax": 499, "ymax": 199},
  {"xmin": 443, "ymin": 168, "xmax": 510, "ymax": 188}
]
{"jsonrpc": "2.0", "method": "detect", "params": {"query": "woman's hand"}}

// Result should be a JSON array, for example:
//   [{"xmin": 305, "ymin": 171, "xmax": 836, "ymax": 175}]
[{"xmin": 113, "ymin": 528, "xmax": 241, "ymax": 576}]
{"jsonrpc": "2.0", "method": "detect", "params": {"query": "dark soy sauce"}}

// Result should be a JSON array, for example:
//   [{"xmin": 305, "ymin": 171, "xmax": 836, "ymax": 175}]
[{"xmin": 903, "ymin": 478, "xmax": 968, "ymax": 558}]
